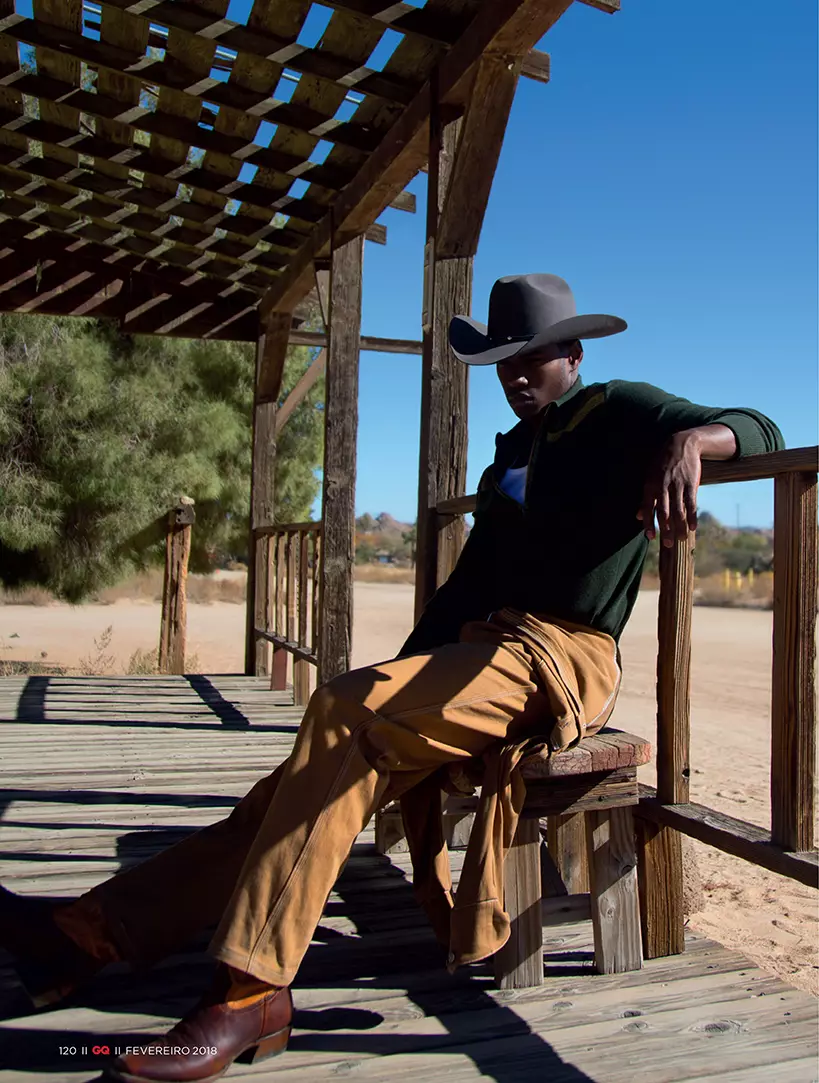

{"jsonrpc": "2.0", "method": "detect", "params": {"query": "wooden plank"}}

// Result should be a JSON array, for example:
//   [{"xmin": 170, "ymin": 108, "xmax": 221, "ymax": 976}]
[
  {"xmin": 288, "ymin": 331, "xmax": 423, "ymax": 354},
  {"xmin": 586, "ymin": 805, "xmax": 642, "ymax": 974},
  {"xmin": 521, "ymin": 729, "xmax": 651, "ymax": 778},
  {"xmin": 546, "ymin": 813, "xmax": 589, "ymax": 894},
  {"xmin": 520, "ymin": 767, "xmax": 639, "ymax": 817},
  {"xmin": 771, "ymin": 471, "xmax": 817, "ymax": 851},
  {"xmin": 261, "ymin": 0, "xmax": 576, "ymax": 314},
  {"xmin": 493, "ymin": 816, "xmax": 543, "ymax": 988},
  {"xmin": 317, "ymin": 235, "xmax": 362, "ymax": 683},
  {"xmin": 636, "ymin": 787, "xmax": 819, "ymax": 889},
  {"xmin": 697, "ymin": 445, "xmax": 819, "ymax": 483},
  {"xmin": 245, "ymin": 312, "xmax": 291, "ymax": 676},
  {"xmin": 437, "ymin": 54, "xmax": 520, "ymax": 259},
  {"xmin": 435, "ymin": 447, "xmax": 819, "ymax": 515},
  {"xmin": 275, "ymin": 349, "xmax": 326, "ymax": 435},
  {"xmin": 634, "ymin": 815, "xmax": 685, "ymax": 959},
  {"xmin": 157, "ymin": 499, "xmax": 194, "ymax": 675},
  {"xmin": 656, "ymin": 534, "xmax": 694, "ymax": 804}
]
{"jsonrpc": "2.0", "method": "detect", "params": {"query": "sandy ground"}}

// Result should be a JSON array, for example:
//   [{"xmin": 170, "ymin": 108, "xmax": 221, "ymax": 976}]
[{"xmin": 1, "ymin": 586, "xmax": 816, "ymax": 995}]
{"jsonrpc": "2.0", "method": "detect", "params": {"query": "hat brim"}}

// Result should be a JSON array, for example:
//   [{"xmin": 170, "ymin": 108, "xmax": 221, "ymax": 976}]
[{"xmin": 449, "ymin": 313, "xmax": 628, "ymax": 366}]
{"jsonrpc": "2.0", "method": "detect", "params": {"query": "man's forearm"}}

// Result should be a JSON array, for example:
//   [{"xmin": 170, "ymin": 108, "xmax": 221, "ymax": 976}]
[{"xmin": 673, "ymin": 423, "xmax": 737, "ymax": 461}]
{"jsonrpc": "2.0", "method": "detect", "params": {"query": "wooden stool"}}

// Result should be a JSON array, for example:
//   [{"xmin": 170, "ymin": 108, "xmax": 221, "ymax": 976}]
[{"xmin": 376, "ymin": 728, "xmax": 652, "ymax": 989}]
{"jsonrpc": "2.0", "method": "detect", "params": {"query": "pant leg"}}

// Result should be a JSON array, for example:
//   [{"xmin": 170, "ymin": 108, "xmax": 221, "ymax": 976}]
[
  {"xmin": 210, "ymin": 636, "xmax": 547, "ymax": 985},
  {"xmin": 72, "ymin": 764, "xmax": 287, "ymax": 967}
]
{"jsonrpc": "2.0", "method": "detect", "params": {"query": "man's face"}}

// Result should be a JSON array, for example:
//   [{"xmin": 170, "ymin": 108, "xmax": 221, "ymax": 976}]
[{"xmin": 496, "ymin": 342, "xmax": 582, "ymax": 421}]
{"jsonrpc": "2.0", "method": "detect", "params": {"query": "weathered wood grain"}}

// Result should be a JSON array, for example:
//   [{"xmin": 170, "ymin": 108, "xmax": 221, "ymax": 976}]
[
  {"xmin": 636, "ymin": 786, "xmax": 819, "ymax": 889},
  {"xmin": 586, "ymin": 806, "xmax": 642, "ymax": 974},
  {"xmin": 771, "ymin": 470, "xmax": 818, "ymax": 851},
  {"xmin": 245, "ymin": 312, "xmax": 291, "ymax": 676},
  {"xmin": 634, "ymin": 817, "xmax": 685, "ymax": 958},
  {"xmin": 158, "ymin": 499, "xmax": 194, "ymax": 676},
  {"xmin": 494, "ymin": 816, "xmax": 543, "ymax": 988},
  {"xmin": 414, "ymin": 97, "xmax": 470, "ymax": 621},
  {"xmin": 0, "ymin": 674, "xmax": 817, "ymax": 1081},
  {"xmin": 545, "ymin": 813, "xmax": 589, "ymax": 894},
  {"xmin": 318, "ymin": 235, "xmax": 362, "ymax": 683}
]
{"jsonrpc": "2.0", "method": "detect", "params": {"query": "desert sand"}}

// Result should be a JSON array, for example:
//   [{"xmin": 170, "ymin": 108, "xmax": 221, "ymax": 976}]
[{"xmin": 1, "ymin": 585, "xmax": 816, "ymax": 995}]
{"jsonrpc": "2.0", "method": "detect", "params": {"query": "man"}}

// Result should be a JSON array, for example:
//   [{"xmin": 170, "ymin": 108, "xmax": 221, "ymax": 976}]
[{"xmin": 0, "ymin": 274, "xmax": 783, "ymax": 1082}]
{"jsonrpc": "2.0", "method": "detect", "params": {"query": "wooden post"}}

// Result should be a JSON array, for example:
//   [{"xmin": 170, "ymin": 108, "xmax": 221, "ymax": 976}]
[
  {"xmin": 245, "ymin": 312, "xmax": 291, "ymax": 676},
  {"xmin": 771, "ymin": 471, "xmax": 818, "ymax": 851},
  {"xmin": 546, "ymin": 813, "xmax": 589, "ymax": 894},
  {"xmin": 294, "ymin": 528, "xmax": 311, "ymax": 704},
  {"xmin": 158, "ymin": 497, "xmax": 195, "ymax": 675},
  {"xmin": 493, "ymin": 816, "xmax": 543, "ymax": 989},
  {"xmin": 271, "ymin": 531, "xmax": 288, "ymax": 690},
  {"xmin": 414, "ymin": 58, "xmax": 521, "ymax": 620},
  {"xmin": 317, "ymin": 239, "xmax": 363, "ymax": 685},
  {"xmin": 586, "ymin": 806, "xmax": 642, "ymax": 974},
  {"xmin": 636, "ymin": 534, "xmax": 695, "ymax": 958}
]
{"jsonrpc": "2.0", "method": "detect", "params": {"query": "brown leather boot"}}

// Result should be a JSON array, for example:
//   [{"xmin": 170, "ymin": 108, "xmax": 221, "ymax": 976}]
[
  {"xmin": 0, "ymin": 885, "xmax": 119, "ymax": 1007},
  {"xmin": 107, "ymin": 965, "xmax": 292, "ymax": 1083}
]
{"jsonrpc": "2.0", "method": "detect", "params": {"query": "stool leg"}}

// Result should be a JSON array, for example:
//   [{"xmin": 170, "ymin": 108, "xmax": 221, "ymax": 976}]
[
  {"xmin": 586, "ymin": 805, "xmax": 642, "ymax": 974},
  {"xmin": 494, "ymin": 816, "xmax": 543, "ymax": 989},
  {"xmin": 373, "ymin": 804, "xmax": 406, "ymax": 854}
]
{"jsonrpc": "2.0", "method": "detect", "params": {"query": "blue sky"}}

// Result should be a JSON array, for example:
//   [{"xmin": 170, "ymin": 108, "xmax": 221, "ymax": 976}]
[{"xmin": 336, "ymin": 0, "xmax": 817, "ymax": 528}]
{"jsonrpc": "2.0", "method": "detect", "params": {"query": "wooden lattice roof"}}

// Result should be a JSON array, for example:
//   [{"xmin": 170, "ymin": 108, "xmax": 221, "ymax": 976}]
[{"xmin": 0, "ymin": 0, "xmax": 616, "ymax": 340}]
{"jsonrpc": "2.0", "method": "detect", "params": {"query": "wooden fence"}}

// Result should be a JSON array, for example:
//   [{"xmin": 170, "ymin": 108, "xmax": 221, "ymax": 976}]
[
  {"xmin": 251, "ymin": 521, "xmax": 323, "ymax": 705},
  {"xmin": 435, "ymin": 445, "xmax": 819, "ymax": 957}
]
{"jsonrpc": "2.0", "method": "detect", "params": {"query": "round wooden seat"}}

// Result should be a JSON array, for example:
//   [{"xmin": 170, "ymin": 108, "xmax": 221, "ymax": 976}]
[{"xmin": 519, "ymin": 728, "xmax": 652, "ymax": 779}]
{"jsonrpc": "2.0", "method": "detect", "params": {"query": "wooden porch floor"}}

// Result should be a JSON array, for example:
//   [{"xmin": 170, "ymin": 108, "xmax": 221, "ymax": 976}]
[{"xmin": 0, "ymin": 675, "xmax": 816, "ymax": 1083}]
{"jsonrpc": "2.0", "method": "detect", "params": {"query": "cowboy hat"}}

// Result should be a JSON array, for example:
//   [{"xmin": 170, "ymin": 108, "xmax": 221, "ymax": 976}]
[{"xmin": 449, "ymin": 274, "xmax": 627, "ymax": 366}]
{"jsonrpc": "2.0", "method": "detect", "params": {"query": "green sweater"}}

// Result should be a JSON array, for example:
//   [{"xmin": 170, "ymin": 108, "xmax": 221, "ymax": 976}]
[{"xmin": 399, "ymin": 378, "xmax": 784, "ymax": 655}]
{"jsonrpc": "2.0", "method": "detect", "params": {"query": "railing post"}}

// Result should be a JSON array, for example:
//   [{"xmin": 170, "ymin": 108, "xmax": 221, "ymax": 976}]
[
  {"xmin": 635, "ymin": 531, "xmax": 694, "ymax": 958},
  {"xmin": 246, "ymin": 310, "xmax": 292, "ymax": 676},
  {"xmin": 158, "ymin": 497, "xmax": 195, "ymax": 675},
  {"xmin": 771, "ymin": 472, "xmax": 818, "ymax": 851},
  {"xmin": 294, "ymin": 529, "xmax": 311, "ymax": 704},
  {"xmin": 271, "ymin": 531, "xmax": 288, "ymax": 691}
]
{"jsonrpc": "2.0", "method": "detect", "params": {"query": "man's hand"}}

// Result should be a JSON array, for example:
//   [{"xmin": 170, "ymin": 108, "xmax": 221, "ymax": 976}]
[{"xmin": 637, "ymin": 425, "xmax": 737, "ymax": 547}]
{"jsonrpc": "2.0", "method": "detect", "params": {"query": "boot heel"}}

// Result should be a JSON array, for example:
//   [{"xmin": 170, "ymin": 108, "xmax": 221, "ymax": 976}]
[{"xmin": 245, "ymin": 1027, "xmax": 291, "ymax": 1063}]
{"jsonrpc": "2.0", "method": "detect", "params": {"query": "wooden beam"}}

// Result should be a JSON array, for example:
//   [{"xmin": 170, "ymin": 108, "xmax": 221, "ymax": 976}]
[
  {"xmin": 287, "ymin": 330, "xmax": 423, "ymax": 355},
  {"xmin": 433, "ymin": 447, "xmax": 819, "ymax": 516},
  {"xmin": 578, "ymin": 0, "xmax": 621, "ymax": 12},
  {"xmin": 317, "ymin": 236, "xmax": 363, "ymax": 684},
  {"xmin": 637, "ymin": 533, "xmax": 695, "ymax": 959},
  {"xmin": 437, "ymin": 54, "xmax": 521, "ymax": 259},
  {"xmin": 637, "ymin": 788, "xmax": 819, "ymax": 889},
  {"xmin": 414, "ymin": 82, "xmax": 471, "ymax": 623},
  {"xmin": 261, "ymin": 0, "xmax": 575, "ymax": 315},
  {"xmin": 276, "ymin": 350, "xmax": 326, "ymax": 436},
  {"xmin": 771, "ymin": 471, "xmax": 818, "ymax": 851},
  {"xmin": 245, "ymin": 311, "xmax": 291, "ymax": 677}
]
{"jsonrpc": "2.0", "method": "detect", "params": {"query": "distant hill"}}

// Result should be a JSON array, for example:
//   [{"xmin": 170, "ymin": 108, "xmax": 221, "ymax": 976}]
[{"xmin": 355, "ymin": 513, "xmax": 415, "ymax": 565}]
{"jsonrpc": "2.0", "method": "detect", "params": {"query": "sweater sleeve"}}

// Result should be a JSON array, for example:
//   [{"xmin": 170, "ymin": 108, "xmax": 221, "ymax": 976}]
[
  {"xmin": 396, "ymin": 469, "xmax": 494, "ymax": 658},
  {"xmin": 608, "ymin": 381, "xmax": 785, "ymax": 458}
]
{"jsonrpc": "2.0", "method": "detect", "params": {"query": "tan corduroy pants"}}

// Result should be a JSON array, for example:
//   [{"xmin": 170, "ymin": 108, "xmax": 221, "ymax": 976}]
[{"xmin": 75, "ymin": 618, "xmax": 617, "ymax": 986}]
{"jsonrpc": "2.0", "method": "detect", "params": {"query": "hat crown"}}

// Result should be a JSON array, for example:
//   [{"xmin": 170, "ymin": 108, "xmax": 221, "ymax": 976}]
[{"xmin": 487, "ymin": 274, "xmax": 578, "ymax": 342}]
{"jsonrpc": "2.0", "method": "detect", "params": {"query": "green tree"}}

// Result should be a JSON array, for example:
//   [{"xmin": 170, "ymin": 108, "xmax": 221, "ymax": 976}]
[{"xmin": 0, "ymin": 314, "xmax": 324, "ymax": 600}]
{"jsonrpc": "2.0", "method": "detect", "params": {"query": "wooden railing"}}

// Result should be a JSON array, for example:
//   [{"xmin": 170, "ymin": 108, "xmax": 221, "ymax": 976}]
[
  {"xmin": 433, "ymin": 445, "xmax": 819, "ymax": 956},
  {"xmin": 252, "ymin": 521, "xmax": 323, "ymax": 705}
]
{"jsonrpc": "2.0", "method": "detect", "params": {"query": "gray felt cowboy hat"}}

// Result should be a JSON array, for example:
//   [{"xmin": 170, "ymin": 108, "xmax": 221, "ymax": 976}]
[{"xmin": 449, "ymin": 273, "xmax": 627, "ymax": 366}]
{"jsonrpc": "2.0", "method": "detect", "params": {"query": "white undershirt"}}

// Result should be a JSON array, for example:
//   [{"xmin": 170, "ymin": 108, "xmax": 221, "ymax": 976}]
[{"xmin": 499, "ymin": 465, "xmax": 528, "ymax": 505}]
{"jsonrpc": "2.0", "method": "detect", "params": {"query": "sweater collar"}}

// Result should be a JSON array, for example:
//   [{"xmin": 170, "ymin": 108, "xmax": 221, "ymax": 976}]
[{"xmin": 495, "ymin": 377, "xmax": 586, "ymax": 460}]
